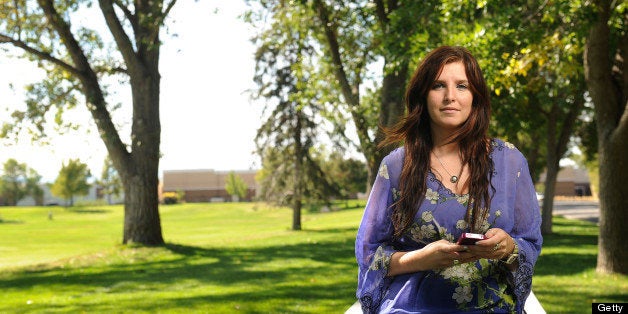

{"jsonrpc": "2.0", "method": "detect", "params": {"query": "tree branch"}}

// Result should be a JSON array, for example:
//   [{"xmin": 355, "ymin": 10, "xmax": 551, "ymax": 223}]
[
  {"xmin": 35, "ymin": 0, "xmax": 131, "ymax": 171},
  {"xmin": 0, "ymin": 34, "xmax": 79, "ymax": 76},
  {"xmin": 99, "ymin": 0, "xmax": 139, "ymax": 73},
  {"xmin": 312, "ymin": 0, "xmax": 358, "ymax": 107},
  {"xmin": 557, "ymin": 93, "xmax": 585, "ymax": 158},
  {"xmin": 163, "ymin": 0, "xmax": 178, "ymax": 19},
  {"xmin": 374, "ymin": 0, "xmax": 388, "ymax": 30},
  {"xmin": 37, "ymin": 0, "xmax": 93, "ymax": 79},
  {"xmin": 113, "ymin": 0, "xmax": 138, "ymax": 34},
  {"xmin": 147, "ymin": 0, "xmax": 178, "ymax": 47},
  {"xmin": 618, "ymin": 10, "xmax": 628, "ymax": 106}
]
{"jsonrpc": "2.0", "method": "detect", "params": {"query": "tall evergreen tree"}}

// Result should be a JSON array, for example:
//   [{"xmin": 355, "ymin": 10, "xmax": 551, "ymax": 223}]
[{"xmin": 252, "ymin": 4, "xmax": 340, "ymax": 230}]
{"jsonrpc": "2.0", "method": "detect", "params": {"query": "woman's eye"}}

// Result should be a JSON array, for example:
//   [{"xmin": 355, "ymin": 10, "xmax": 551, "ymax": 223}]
[
  {"xmin": 432, "ymin": 83, "xmax": 445, "ymax": 89},
  {"xmin": 457, "ymin": 84, "xmax": 468, "ymax": 90}
]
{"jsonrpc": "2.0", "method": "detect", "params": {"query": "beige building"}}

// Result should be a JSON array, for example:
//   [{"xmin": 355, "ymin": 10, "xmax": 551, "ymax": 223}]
[
  {"xmin": 162, "ymin": 169, "xmax": 259, "ymax": 202},
  {"xmin": 538, "ymin": 166, "xmax": 592, "ymax": 197}
]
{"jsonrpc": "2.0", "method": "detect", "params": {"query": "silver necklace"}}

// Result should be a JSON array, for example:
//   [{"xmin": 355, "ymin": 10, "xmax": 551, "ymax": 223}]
[{"xmin": 433, "ymin": 152, "xmax": 462, "ymax": 184}]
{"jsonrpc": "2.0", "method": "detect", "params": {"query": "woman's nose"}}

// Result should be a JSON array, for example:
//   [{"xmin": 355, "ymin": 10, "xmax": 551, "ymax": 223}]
[{"xmin": 444, "ymin": 87, "xmax": 455, "ymax": 103}]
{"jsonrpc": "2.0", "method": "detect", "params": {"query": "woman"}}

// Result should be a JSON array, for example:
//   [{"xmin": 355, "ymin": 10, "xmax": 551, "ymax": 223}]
[{"xmin": 355, "ymin": 46, "xmax": 542, "ymax": 313}]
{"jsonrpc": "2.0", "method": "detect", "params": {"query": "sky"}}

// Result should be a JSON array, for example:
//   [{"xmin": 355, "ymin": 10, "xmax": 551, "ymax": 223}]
[{"xmin": 0, "ymin": 1, "xmax": 262, "ymax": 182}]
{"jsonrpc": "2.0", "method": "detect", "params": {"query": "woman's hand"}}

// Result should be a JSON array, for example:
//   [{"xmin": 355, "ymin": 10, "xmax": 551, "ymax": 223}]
[
  {"xmin": 387, "ymin": 240, "xmax": 473, "ymax": 276},
  {"xmin": 465, "ymin": 228, "xmax": 515, "ymax": 262}
]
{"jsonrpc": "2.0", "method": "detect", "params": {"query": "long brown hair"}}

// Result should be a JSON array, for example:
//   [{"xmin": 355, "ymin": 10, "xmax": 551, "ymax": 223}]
[{"xmin": 381, "ymin": 46, "xmax": 493, "ymax": 239}]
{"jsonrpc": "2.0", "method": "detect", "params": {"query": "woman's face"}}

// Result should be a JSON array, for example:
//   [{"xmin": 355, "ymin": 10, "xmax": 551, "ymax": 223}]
[{"xmin": 426, "ymin": 61, "xmax": 473, "ymax": 134}]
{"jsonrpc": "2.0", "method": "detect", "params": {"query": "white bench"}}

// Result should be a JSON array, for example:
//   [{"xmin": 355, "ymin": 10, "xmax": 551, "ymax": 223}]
[{"xmin": 345, "ymin": 291, "xmax": 545, "ymax": 313}]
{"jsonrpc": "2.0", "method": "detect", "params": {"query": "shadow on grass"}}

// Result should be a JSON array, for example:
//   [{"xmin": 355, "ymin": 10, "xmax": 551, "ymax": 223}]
[
  {"xmin": 0, "ymin": 238, "xmax": 358, "ymax": 312},
  {"xmin": 535, "ymin": 219, "xmax": 598, "ymax": 276},
  {"xmin": 301, "ymin": 227, "xmax": 359, "ymax": 234},
  {"xmin": 65, "ymin": 208, "xmax": 111, "ymax": 214},
  {"xmin": 535, "ymin": 252, "xmax": 596, "ymax": 276},
  {"xmin": 0, "ymin": 219, "xmax": 24, "ymax": 224}
]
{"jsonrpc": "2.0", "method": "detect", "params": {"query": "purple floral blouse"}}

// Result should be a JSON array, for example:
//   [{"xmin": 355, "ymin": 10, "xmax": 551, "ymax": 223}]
[{"xmin": 355, "ymin": 139, "xmax": 542, "ymax": 313}]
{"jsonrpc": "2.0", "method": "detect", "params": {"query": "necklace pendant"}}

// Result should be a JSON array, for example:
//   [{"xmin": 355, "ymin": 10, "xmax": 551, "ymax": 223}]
[{"xmin": 450, "ymin": 176, "xmax": 459, "ymax": 183}]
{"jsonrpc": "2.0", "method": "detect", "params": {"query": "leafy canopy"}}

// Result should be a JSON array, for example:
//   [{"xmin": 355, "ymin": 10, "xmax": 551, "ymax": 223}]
[{"xmin": 51, "ymin": 158, "xmax": 91, "ymax": 206}]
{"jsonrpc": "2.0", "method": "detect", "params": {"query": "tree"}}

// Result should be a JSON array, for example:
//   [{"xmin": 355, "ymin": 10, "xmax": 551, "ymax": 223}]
[
  {"xmin": 246, "ymin": 1, "xmax": 442, "ymax": 192},
  {"xmin": 321, "ymin": 151, "xmax": 368, "ymax": 198},
  {"xmin": 480, "ymin": 0, "xmax": 590, "ymax": 234},
  {"xmin": 583, "ymin": 0, "xmax": 627, "ymax": 274},
  {"xmin": 0, "ymin": 0, "xmax": 178, "ymax": 244},
  {"xmin": 51, "ymin": 159, "xmax": 91, "ymax": 207},
  {"xmin": 225, "ymin": 171, "xmax": 248, "ymax": 202},
  {"xmin": 0, "ymin": 158, "xmax": 41, "ymax": 206},
  {"xmin": 252, "ymin": 5, "xmax": 341, "ymax": 230},
  {"xmin": 98, "ymin": 156, "xmax": 122, "ymax": 205},
  {"xmin": 25, "ymin": 168, "xmax": 44, "ymax": 206},
  {"xmin": 438, "ymin": 0, "xmax": 594, "ymax": 234}
]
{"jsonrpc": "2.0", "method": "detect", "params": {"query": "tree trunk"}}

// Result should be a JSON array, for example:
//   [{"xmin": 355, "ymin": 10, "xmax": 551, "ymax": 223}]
[
  {"xmin": 293, "ymin": 198, "xmax": 302, "ymax": 231},
  {"xmin": 365, "ymin": 61, "xmax": 408, "ymax": 194},
  {"xmin": 584, "ymin": 0, "xmax": 628, "ymax": 274},
  {"xmin": 114, "ymin": 118, "xmax": 164, "ymax": 245},
  {"xmin": 122, "ymin": 170, "xmax": 163, "ymax": 245},
  {"xmin": 540, "ymin": 163, "xmax": 558, "ymax": 235},
  {"xmin": 597, "ymin": 140, "xmax": 628, "ymax": 273},
  {"xmin": 293, "ymin": 110, "xmax": 303, "ymax": 231},
  {"xmin": 121, "ymin": 58, "xmax": 163, "ymax": 245},
  {"xmin": 541, "ymin": 96, "xmax": 583, "ymax": 235},
  {"xmin": 540, "ymin": 108, "xmax": 558, "ymax": 235}
]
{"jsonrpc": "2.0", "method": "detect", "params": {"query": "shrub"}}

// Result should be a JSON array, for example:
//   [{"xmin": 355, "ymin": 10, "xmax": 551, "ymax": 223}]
[{"xmin": 162, "ymin": 192, "xmax": 180, "ymax": 205}]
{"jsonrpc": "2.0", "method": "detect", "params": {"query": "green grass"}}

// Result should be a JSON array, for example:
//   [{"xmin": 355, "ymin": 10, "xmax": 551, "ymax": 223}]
[
  {"xmin": 533, "ymin": 218, "xmax": 628, "ymax": 313},
  {"xmin": 0, "ymin": 202, "xmax": 362, "ymax": 313},
  {"xmin": 0, "ymin": 203, "xmax": 626, "ymax": 313}
]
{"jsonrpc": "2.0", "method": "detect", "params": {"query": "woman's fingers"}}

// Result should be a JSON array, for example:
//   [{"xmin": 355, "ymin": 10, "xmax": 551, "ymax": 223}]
[{"xmin": 461, "ymin": 228, "xmax": 513, "ymax": 259}]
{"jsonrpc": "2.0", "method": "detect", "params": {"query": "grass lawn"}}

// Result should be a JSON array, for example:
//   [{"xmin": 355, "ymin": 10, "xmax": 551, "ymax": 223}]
[
  {"xmin": 0, "ymin": 202, "xmax": 627, "ymax": 313},
  {"xmin": 533, "ymin": 218, "xmax": 628, "ymax": 312}
]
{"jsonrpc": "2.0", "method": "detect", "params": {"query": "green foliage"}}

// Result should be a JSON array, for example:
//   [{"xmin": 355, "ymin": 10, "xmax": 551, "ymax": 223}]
[
  {"xmin": 162, "ymin": 191, "xmax": 184, "ymax": 205},
  {"xmin": 460, "ymin": 0, "xmax": 593, "ymax": 183},
  {"xmin": 245, "ymin": 0, "xmax": 603, "ymax": 191},
  {"xmin": 224, "ymin": 171, "xmax": 248, "ymax": 201},
  {"xmin": 0, "ymin": 158, "xmax": 42, "ymax": 206},
  {"xmin": 50, "ymin": 159, "xmax": 91, "ymax": 207},
  {"xmin": 0, "ymin": 1, "xmax": 102, "ymax": 142},
  {"xmin": 246, "ymin": 0, "xmax": 447, "ymax": 186},
  {"xmin": 320, "ymin": 151, "xmax": 368, "ymax": 197},
  {"xmin": 252, "ymin": 4, "xmax": 341, "ymax": 215},
  {"xmin": 97, "ymin": 156, "xmax": 122, "ymax": 205}
]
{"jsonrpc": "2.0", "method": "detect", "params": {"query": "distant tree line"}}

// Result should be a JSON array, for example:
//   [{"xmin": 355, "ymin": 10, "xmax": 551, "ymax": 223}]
[{"xmin": 0, "ymin": 157, "xmax": 122, "ymax": 207}]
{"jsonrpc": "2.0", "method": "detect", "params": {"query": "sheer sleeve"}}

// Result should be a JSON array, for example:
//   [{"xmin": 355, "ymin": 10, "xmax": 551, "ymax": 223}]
[
  {"xmin": 510, "ymin": 156, "xmax": 543, "ymax": 311},
  {"xmin": 355, "ymin": 157, "xmax": 398, "ymax": 313}
]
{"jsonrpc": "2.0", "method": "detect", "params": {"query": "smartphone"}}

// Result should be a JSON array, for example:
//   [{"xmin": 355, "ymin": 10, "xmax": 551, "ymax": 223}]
[{"xmin": 457, "ymin": 233, "xmax": 486, "ymax": 245}]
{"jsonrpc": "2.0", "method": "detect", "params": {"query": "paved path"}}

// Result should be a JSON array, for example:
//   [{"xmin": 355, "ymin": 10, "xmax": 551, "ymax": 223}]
[{"xmin": 550, "ymin": 200, "xmax": 599, "ymax": 224}]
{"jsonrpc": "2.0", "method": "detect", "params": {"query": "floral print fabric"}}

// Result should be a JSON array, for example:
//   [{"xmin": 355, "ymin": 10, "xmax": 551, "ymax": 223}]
[{"xmin": 355, "ymin": 139, "xmax": 542, "ymax": 313}]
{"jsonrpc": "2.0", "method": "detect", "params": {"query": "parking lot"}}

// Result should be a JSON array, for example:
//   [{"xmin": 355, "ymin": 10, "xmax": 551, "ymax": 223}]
[{"xmin": 551, "ymin": 199, "xmax": 599, "ymax": 224}]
